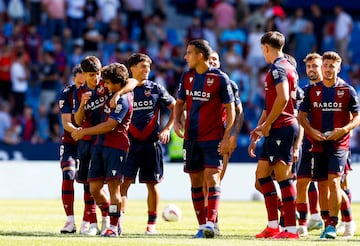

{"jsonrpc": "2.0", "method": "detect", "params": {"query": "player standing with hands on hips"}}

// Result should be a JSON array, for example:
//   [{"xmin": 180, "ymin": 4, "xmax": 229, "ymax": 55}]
[{"xmin": 174, "ymin": 39, "xmax": 235, "ymax": 238}]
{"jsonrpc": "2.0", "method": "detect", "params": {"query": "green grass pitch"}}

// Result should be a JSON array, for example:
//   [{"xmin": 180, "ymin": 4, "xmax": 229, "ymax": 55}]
[{"xmin": 0, "ymin": 199, "xmax": 359, "ymax": 245}]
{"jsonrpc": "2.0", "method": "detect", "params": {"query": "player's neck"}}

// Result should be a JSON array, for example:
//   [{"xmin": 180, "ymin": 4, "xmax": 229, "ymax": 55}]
[
  {"xmin": 195, "ymin": 62, "xmax": 209, "ymax": 74},
  {"xmin": 323, "ymin": 78, "xmax": 336, "ymax": 87}
]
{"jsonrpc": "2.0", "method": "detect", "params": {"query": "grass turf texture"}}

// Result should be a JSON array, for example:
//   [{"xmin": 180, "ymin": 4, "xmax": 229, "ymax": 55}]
[{"xmin": 0, "ymin": 199, "xmax": 359, "ymax": 245}]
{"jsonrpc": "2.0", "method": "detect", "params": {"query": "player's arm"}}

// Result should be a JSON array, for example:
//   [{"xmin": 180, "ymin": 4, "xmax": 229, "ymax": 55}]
[
  {"xmin": 158, "ymin": 101, "xmax": 176, "ymax": 144},
  {"xmin": 228, "ymin": 102, "xmax": 244, "ymax": 154},
  {"xmin": 298, "ymin": 111, "xmax": 325, "ymax": 141},
  {"xmin": 174, "ymin": 99, "xmax": 185, "ymax": 138},
  {"xmin": 61, "ymin": 113, "xmax": 78, "ymax": 133},
  {"xmin": 71, "ymin": 118, "xmax": 118, "ymax": 141},
  {"xmin": 261, "ymin": 81, "xmax": 289, "ymax": 136},
  {"xmin": 327, "ymin": 112, "xmax": 360, "ymax": 141},
  {"xmin": 220, "ymin": 101, "xmax": 235, "ymax": 155},
  {"xmin": 74, "ymin": 92, "xmax": 91, "ymax": 126},
  {"xmin": 293, "ymin": 123, "xmax": 304, "ymax": 163},
  {"xmin": 110, "ymin": 78, "xmax": 139, "ymax": 108}
]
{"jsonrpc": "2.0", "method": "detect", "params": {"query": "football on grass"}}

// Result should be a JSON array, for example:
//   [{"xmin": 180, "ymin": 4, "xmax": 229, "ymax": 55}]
[{"xmin": 162, "ymin": 204, "xmax": 182, "ymax": 222}]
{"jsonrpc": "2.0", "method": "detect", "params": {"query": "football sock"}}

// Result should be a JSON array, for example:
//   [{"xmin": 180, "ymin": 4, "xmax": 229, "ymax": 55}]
[
  {"xmin": 308, "ymin": 182, "xmax": 319, "ymax": 214},
  {"xmin": 207, "ymin": 186, "xmax": 221, "ymax": 224},
  {"xmin": 191, "ymin": 186, "xmax": 206, "ymax": 225},
  {"xmin": 258, "ymin": 176, "xmax": 278, "ymax": 222},
  {"xmin": 297, "ymin": 203, "xmax": 308, "ymax": 226},
  {"xmin": 278, "ymin": 179, "xmax": 296, "ymax": 227}
]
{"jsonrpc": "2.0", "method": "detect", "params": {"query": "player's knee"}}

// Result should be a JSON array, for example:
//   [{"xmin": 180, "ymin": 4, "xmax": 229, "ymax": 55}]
[{"xmin": 63, "ymin": 169, "xmax": 75, "ymax": 180}]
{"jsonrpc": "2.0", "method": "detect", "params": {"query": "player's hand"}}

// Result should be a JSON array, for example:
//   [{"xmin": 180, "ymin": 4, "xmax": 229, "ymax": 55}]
[
  {"xmin": 249, "ymin": 126, "xmax": 262, "ymax": 142},
  {"xmin": 325, "ymin": 128, "xmax": 346, "ymax": 141},
  {"xmin": 247, "ymin": 140, "xmax": 257, "ymax": 158},
  {"xmin": 174, "ymin": 120, "xmax": 184, "ymax": 138},
  {"xmin": 309, "ymin": 128, "xmax": 326, "ymax": 141},
  {"xmin": 71, "ymin": 128, "xmax": 84, "ymax": 141},
  {"xmin": 219, "ymin": 137, "xmax": 230, "ymax": 156},
  {"xmin": 158, "ymin": 128, "xmax": 171, "ymax": 144},
  {"xmin": 292, "ymin": 146, "xmax": 300, "ymax": 163},
  {"xmin": 110, "ymin": 93, "xmax": 120, "ymax": 108},
  {"xmin": 80, "ymin": 91, "xmax": 91, "ymax": 106}
]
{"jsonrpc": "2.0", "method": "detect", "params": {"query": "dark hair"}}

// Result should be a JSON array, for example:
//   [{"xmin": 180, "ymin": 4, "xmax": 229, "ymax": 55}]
[
  {"xmin": 260, "ymin": 31, "xmax": 285, "ymax": 50},
  {"xmin": 101, "ymin": 63, "xmax": 129, "ymax": 86},
  {"xmin": 188, "ymin": 39, "xmax": 212, "ymax": 60},
  {"xmin": 72, "ymin": 64, "xmax": 83, "ymax": 77},
  {"xmin": 81, "ymin": 56, "xmax": 102, "ymax": 72},
  {"xmin": 284, "ymin": 53, "xmax": 297, "ymax": 68},
  {"xmin": 127, "ymin": 53, "xmax": 152, "ymax": 68}
]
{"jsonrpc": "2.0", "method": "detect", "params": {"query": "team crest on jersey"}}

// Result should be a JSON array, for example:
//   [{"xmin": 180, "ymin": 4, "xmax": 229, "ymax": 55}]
[
  {"xmin": 144, "ymin": 89, "xmax": 151, "ymax": 97},
  {"xmin": 337, "ymin": 90, "xmax": 344, "ymax": 98},
  {"xmin": 206, "ymin": 77, "xmax": 214, "ymax": 86},
  {"xmin": 272, "ymin": 69, "xmax": 279, "ymax": 79},
  {"xmin": 189, "ymin": 77, "xmax": 193, "ymax": 83},
  {"xmin": 316, "ymin": 91, "xmax": 321, "ymax": 96}
]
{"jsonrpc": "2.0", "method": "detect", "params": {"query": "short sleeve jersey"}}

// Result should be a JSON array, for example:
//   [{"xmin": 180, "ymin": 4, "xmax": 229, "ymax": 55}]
[
  {"xmin": 177, "ymin": 67, "xmax": 234, "ymax": 141},
  {"xmin": 264, "ymin": 57, "xmax": 298, "ymax": 128},
  {"xmin": 58, "ymin": 84, "xmax": 77, "ymax": 145},
  {"xmin": 129, "ymin": 80, "xmax": 175, "ymax": 143},
  {"xmin": 221, "ymin": 79, "xmax": 242, "ymax": 125},
  {"xmin": 96, "ymin": 92, "xmax": 133, "ymax": 151},
  {"xmin": 299, "ymin": 79, "xmax": 360, "ymax": 151},
  {"xmin": 74, "ymin": 80, "xmax": 109, "ymax": 141}
]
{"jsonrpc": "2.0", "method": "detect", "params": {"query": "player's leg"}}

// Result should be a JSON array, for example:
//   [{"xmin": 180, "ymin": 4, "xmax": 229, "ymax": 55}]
[
  {"xmin": 255, "ymin": 159, "xmax": 280, "ymax": 238},
  {"xmin": 307, "ymin": 182, "xmax": 322, "ymax": 231},
  {"xmin": 60, "ymin": 143, "xmax": 77, "ymax": 233},
  {"xmin": 145, "ymin": 183, "xmax": 160, "ymax": 234},
  {"xmin": 213, "ymin": 152, "xmax": 229, "ymax": 235},
  {"xmin": 120, "ymin": 143, "xmax": 139, "ymax": 233},
  {"xmin": 296, "ymin": 177, "xmax": 311, "ymax": 236},
  {"xmin": 138, "ymin": 142, "xmax": 164, "ymax": 235},
  {"xmin": 271, "ymin": 125, "xmax": 299, "ymax": 239},
  {"xmin": 183, "ymin": 139, "xmax": 206, "ymax": 238},
  {"xmin": 76, "ymin": 140, "xmax": 98, "ymax": 235},
  {"xmin": 100, "ymin": 147, "xmax": 125, "ymax": 237}
]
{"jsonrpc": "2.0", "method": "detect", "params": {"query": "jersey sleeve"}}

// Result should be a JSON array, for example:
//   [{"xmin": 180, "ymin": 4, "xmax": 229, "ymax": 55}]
[
  {"xmin": 271, "ymin": 64, "xmax": 288, "ymax": 86},
  {"xmin": 157, "ymin": 83, "xmax": 175, "ymax": 108},
  {"xmin": 348, "ymin": 85, "xmax": 360, "ymax": 113},
  {"xmin": 220, "ymin": 73, "xmax": 234, "ymax": 104},
  {"xmin": 177, "ymin": 73, "xmax": 186, "ymax": 101},
  {"xmin": 299, "ymin": 85, "xmax": 311, "ymax": 113},
  {"xmin": 58, "ymin": 86, "xmax": 73, "ymax": 114},
  {"xmin": 110, "ymin": 94, "xmax": 130, "ymax": 124},
  {"xmin": 73, "ymin": 87, "xmax": 81, "ymax": 113},
  {"xmin": 230, "ymin": 80, "xmax": 241, "ymax": 106}
]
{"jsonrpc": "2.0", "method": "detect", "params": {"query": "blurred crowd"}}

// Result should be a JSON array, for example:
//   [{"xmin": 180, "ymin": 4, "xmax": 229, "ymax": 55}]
[{"xmin": 1, "ymin": 0, "xmax": 360, "ymax": 147}]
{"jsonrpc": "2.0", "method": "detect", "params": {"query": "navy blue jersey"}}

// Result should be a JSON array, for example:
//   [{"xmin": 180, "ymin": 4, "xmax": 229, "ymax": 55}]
[
  {"xmin": 96, "ymin": 92, "xmax": 133, "ymax": 151},
  {"xmin": 177, "ymin": 67, "xmax": 234, "ymax": 141},
  {"xmin": 129, "ymin": 80, "xmax": 175, "ymax": 142},
  {"xmin": 300, "ymin": 78, "xmax": 360, "ymax": 151},
  {"xmin": 73, "ymin": 80, "xmax": 109, "ymax": 141},
  {"xmin": 58, "ymin": 84, "xmax": 77, "ymax": 145}
]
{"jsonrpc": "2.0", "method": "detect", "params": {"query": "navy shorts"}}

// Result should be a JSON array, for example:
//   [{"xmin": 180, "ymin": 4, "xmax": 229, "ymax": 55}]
[
  {"xmin": 259, "ymin": 124, "xmax": 298, "ymax": 165},
  {"xmin": 75, "ymin": 140, "xmax": 94, "ymax": 183},
  {"xmin": 296, "ymin": 150, "xmax": 313, "ymax": 178},
  {"xmin": 88, "ymin": 145, "xmax": 127, "ymax": 182},
  {"xmin": 312, "ymin": 148, "xmax": 348, "ymax": 181},
  {"xmin": 183, "ymin": 139, "xmax": 222, "ymax": 173},
  {"xmin": 123, "ymin": 141, "xmax": 163, "ymax": 183},
  {"xmin": 60, "ymin": 143, "xmax": 77, "ymax": 169}
]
